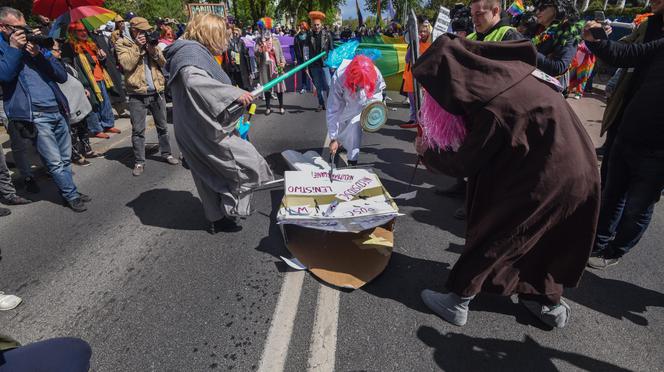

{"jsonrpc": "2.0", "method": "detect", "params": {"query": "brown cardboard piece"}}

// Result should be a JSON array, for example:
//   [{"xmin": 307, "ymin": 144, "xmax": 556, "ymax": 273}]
[{"xmin": 283, "ymin": 220, "xmax": 395, "ymax": 289}]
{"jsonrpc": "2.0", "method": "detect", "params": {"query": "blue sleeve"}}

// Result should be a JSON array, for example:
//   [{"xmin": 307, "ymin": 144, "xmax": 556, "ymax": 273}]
[
  {"xmin": 32, "ymin": 51, "xmax": 68, "ymax": 84},
  {"xmin": 536, "ymin": 42, "xmax": 577, "ymax": 77},
  {"xmin": 0, "ymin": 47, "xmax": 25, "ymax": 82}
]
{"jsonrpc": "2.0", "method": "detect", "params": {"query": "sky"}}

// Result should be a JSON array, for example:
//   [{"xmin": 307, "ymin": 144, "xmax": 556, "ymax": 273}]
[{"xmin": 340, "ymin": 0, "xmax": 382, "ymax": 20}]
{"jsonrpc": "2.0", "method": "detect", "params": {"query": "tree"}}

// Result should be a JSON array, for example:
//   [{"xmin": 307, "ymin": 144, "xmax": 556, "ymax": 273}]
[{"xmin": 364, "ymin": 0, "xmax": 424, "ymax": 24}]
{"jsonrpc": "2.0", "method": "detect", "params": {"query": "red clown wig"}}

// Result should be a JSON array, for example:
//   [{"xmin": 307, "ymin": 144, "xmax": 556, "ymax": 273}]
[{"xmin": 343, "ymin": 55, "xmax": 377, "ymax": 98}]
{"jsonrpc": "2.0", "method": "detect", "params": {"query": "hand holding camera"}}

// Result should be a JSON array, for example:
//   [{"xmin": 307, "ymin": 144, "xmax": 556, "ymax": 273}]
[{"xmin": 9, "ymin": 28, "xmax": 27, "ymax": 49}]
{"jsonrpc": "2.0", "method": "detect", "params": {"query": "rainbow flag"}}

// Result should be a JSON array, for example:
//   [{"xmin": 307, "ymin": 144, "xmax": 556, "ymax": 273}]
[
  {"xmin": 507, "ymin": 0, "xmax": 525, "ymax": 16},
  {"xmin": 336, "ymin": 35, "xmax": 408, "ymax": 91}
]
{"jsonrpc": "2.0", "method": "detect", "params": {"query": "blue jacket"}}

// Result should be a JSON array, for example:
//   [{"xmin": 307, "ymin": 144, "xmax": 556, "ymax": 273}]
[{"xmin": 0, "ymin": 35, "xmax": 69, "ymax": 122}]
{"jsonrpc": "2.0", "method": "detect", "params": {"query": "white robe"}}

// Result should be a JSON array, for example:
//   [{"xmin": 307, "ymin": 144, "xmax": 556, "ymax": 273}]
[{"xmin": 326, "ymin": 59, "xmax": 386, "ymax": 161}]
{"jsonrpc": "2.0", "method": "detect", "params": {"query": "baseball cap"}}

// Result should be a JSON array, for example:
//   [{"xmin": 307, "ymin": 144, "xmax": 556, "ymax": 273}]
[{"xmin": 129, "ymin": 17, "xmax": 152, "ymax": 31}]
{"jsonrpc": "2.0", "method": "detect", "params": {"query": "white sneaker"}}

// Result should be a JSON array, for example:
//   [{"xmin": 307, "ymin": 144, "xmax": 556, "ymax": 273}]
[
  {"xmin": 300, "ymin": 89, "xmax": 306, "ymax": 94},
  {"xmin": 0, "ymin": 291, "xmax": 23, "ymax": 311}
]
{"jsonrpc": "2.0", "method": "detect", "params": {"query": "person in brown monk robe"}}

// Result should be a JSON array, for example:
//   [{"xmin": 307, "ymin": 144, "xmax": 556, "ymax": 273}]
[{"xmin": 413, "ymin": 34, "xmax": 600, "ymax": 328}]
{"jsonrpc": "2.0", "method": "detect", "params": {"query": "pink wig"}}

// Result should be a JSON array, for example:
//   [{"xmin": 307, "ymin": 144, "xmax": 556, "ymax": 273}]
[
  {"xmin": 343, "ymin": 55, "xmax": 377, "ymax": 98},
  {"xmin": 419, "ymin": 90, "xmax": 468, "ymax": 152}
]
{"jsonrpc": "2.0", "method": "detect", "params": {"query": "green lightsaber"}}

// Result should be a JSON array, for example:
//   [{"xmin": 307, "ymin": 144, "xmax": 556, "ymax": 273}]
[{"xmin": 250, "ymin": 51, "xmax": 328, "ymax": 96}]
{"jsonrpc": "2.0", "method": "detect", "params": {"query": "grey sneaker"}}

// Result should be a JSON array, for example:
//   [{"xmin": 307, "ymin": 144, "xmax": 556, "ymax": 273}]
[
  {"xmin": 587, "ymin": 256, "xmax": 620, "ymax": 269},
  {"xmin": 421, "ymin": 289, "xmax": 473, "ymax": 326},
  {"xmin": 165, "ymin": 155, "xmax": 179, "ymax": 165},
  {"xmin": 521, "ymin": 298, "xmax": 571, "ymax": 328},
  {"xmin": 132, "ymin": 164, "xmax": 144, "ymax": 177}
]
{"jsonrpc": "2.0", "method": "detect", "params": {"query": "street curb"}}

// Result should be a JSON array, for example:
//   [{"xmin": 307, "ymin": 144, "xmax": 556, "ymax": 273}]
[{"xmin": 0, "ymin": 115, "xmax": 156, "ymax": 179}]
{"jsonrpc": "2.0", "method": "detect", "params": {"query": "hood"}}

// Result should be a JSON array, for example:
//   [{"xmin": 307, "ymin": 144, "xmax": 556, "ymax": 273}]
[
  {"xmin": 164, "ymin": 39, "xmax": 229, "ymax": 86},
  {"xmin": 412, "ymin": 34, "xmax": 537, "ymax": 115}
]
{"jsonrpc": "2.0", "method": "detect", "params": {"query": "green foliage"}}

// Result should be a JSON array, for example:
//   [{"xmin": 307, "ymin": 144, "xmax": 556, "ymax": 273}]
[
  {"xmin": 364, "ymin": 0, "xmax": 424, "ymax": 23},
  {"xmin": 105, "ymin": 0, "xmax": 188, "ymax": 22},
  {"xmin": 104, "ymin": 0, "xmax": 138, "ymax": 20},
  {"xmin": 342, "ymin": 17, "xmax": 360, "ymax": 29},
  {"xmin": 137, "ymin": 0, "xmax": 187, "ymax": 22},
  {"xmin": 582, "ymin": 2, "xmax": 652, "ymax": 19}
]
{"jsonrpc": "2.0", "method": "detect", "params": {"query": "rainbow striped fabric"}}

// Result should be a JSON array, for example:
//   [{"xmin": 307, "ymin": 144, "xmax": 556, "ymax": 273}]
[
  {"xmin": 341, "ymin": 35, "xmax": 408, "ymax": 91},
  {"xmin": 507, "ymin": 0, "xmax": 526, "ymax": 16}
]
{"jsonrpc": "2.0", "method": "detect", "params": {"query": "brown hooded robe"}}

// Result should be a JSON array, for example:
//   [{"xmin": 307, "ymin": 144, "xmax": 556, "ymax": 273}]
[{"xmin": 413, "ymin": 35, "xmax": 600, "ymax": 305}]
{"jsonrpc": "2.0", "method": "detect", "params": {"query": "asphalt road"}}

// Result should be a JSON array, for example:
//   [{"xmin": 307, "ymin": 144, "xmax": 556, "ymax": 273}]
[{"xmin": 1, "ymin": 91, "xmax": 663, "ymax": 372}]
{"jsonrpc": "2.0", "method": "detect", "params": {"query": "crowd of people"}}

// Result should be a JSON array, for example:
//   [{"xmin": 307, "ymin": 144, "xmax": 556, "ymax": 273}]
[{"xmin": 0, "ymin": 0, "xmax": 663, "ymax": 367}]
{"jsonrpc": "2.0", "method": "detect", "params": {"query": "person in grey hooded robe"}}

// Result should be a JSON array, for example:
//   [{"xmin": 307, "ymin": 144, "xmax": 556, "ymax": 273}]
[{"xmin": 164, "ymin": 13, "xmax": 273, "ymax": 233}]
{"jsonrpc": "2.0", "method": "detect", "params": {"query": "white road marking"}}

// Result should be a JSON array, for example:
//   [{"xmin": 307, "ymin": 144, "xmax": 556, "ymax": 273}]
[
  {"xmin": 307, "ymin": 284, "xmax": 341, "ymax": 372},
  {"xmin": 258, "ymin": 270, "xmax": 306, "ymax": 372},
  {"xmin": 259, "ymin": 138, "xmax": 342, "ymax": 372}
]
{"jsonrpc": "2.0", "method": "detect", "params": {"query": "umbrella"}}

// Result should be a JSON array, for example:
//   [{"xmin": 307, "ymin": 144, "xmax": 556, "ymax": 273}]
[
  {"xmin": 33, "ymin": 0, "xmax": 104, "ymax": 20},
  {"xmin": 49, "ymin": 6, "xmax": 117, "ymax": 39}
]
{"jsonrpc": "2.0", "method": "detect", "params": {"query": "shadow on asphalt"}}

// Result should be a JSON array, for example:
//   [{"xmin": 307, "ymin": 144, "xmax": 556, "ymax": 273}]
[
  {"xmin": 378, "ymin": 123, "xmax": 418, "ymax": 143},
  {"xmin": 362, "ymin": 252, "xmax": 452, "ymax": 314},
  {"xmin": 566, "ymin": 271, "xmax": 664, "ymax": 326},
  {"xmin": 103, "ymin": 145, "xmax": 161, "ymax": 170},
  {"xmin": 254, "ymin": 189, "xmax": 290, "ymax": 261},
  {"xmin": 417, "ymin": 326, "xmax": 631, "ymax": 371},
  {"xmin": 126, "ymin": 188, "xmax": 208, "ymax": 232}
]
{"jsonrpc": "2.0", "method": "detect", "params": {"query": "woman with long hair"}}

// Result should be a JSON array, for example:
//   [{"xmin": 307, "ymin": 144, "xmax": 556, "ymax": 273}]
[
  {"xmin": 68, "ymin": 21, "xmax": 120, "ymax": 139},
  {"xmin": 164, "ymin": 13, "xmax": 273, "ymax": 233}
]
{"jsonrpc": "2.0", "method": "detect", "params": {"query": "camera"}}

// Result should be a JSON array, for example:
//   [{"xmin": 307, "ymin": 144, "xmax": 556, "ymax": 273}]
[
  {"xmin": 143, "ymin": 30, "xmax": 160, "ymax": 46},
  {"xmin": 16, "ymin": 25, "xmax": 55, "ymax": 49}
]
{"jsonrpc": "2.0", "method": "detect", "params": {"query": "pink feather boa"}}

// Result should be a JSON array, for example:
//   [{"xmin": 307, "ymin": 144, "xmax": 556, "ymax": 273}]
[{"xmin": 418, "ymin": 91, "xmax": 468, "ymax": 152}]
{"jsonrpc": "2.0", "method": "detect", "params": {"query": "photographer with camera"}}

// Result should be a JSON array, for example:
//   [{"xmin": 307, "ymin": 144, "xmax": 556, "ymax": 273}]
[
  {"xmin": 116, "ymin": 17, "xmax": 177, "ymax": 177},
  {"xmin": 0, "ymin": 7, "xmax": 90, "ymax": 212}
]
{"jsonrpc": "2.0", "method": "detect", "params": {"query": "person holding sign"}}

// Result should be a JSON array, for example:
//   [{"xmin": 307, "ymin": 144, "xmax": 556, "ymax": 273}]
[
  {"xmin": 327, "ymin": 55, "xmax": 385, "ymax": 166},
  {"xmin": 164, "ymin": 13, "xmax": 273, "ymax": 233}
]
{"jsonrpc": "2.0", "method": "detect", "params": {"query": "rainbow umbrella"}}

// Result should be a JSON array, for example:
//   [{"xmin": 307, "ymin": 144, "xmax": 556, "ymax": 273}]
[
  {"xmin": 33, "ymin": 0, "xmax": 104, "ymax": 20},
  {"xmin": 49, "ymin": 6, "xmax": 117, "ymax": 38},
  {"xmin": 71, "ymin": 6, "xmax": 117, "ymax": 30}
]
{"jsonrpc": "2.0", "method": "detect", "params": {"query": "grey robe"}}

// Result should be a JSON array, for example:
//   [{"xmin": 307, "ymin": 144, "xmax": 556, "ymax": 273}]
[{"xmin": 170, "ymin": 66, "xmax": 274, "ymax": 220}]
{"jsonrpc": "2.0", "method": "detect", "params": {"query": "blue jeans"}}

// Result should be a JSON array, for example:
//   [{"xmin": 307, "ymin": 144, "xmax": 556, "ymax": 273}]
[
  {"xmin": 86, "ymin": 81, "xmax": 115, "ymax": 134},
  {"xmin": 33, "ymin": 111, "xmax": 79, "ymax": 201},
  {"xmin": 0, "ymin": 337, "xmax": 91, "ymax": 372},
  {"xmin": 309, "ymin": 66, "xmax": 330, "ymax": 106},
  {"xmin": 408, "ymin": 92, "xmax": 417, "ymax": 122},
  {"xmin": 593, "ymin": 140, "xmax": 664, "ymax": 258}
]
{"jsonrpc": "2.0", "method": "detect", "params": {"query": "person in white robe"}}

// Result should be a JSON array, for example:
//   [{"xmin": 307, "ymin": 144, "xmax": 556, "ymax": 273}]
[
  {"xmin": 164, "ymin": 13, "xmax": 273, "ymax": 233},
  {"xmin": 326, "ymin": 55, "xmax": 386, "ymax": 165}
]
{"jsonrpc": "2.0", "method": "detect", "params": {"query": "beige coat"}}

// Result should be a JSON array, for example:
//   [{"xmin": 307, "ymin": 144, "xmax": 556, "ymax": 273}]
[{"xmin": 115, "ymin": 38, "xmax": 166, "ymax": 95}]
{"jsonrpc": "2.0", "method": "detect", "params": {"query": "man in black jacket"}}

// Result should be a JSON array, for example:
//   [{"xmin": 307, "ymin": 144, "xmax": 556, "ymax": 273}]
[
  {"xmin": 293, "ymin": 21, "xmax": 312, "ymax": 94},
  {"xmin": 307, "ymin": 11, "xmax": 334, "ymax": 111},
  {"xmin": 583, "ymin": 9, "xmax": 664, "ymax": 269}
]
